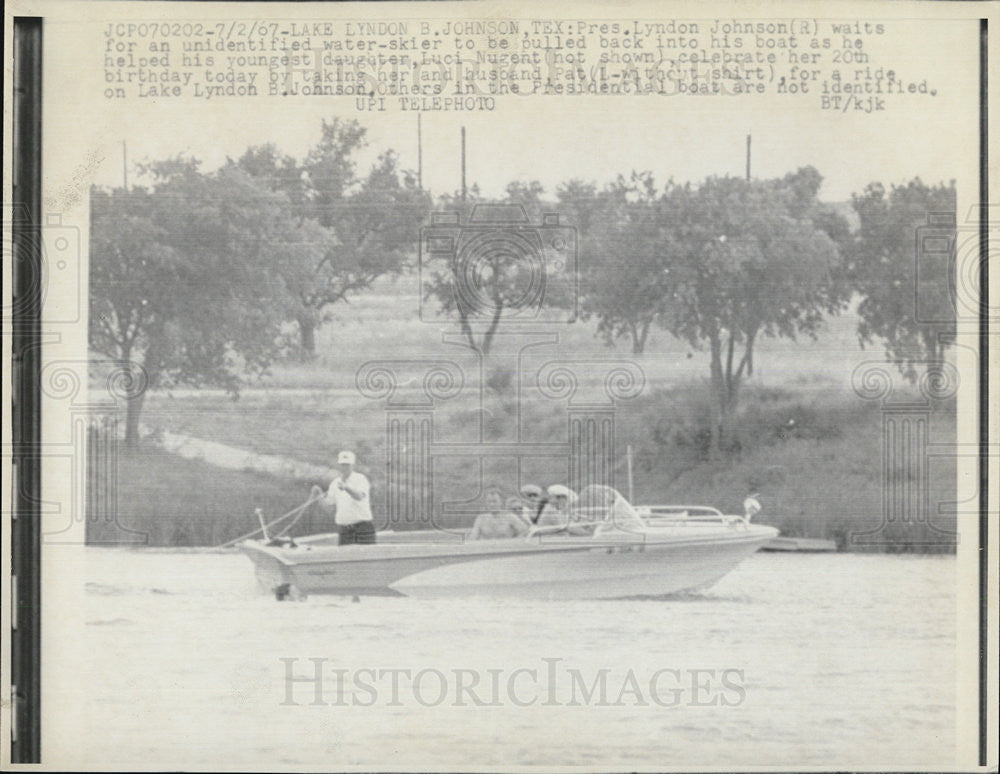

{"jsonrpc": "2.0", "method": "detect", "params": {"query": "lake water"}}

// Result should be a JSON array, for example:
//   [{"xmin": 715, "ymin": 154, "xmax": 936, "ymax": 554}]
[{"xmin": 76, "ymin": 550, "xmax": 957, "ymax": 769}]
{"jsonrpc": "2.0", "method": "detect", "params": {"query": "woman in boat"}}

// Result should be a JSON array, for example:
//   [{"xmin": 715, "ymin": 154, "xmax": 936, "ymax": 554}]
[
  {"xmin": 536, "ymin": 484, "xmax": 590, "ymax": 534},
  {"xmin": 506, "ymin": 496, "xmax": 532, "ymax": 529},
  {"xmin": 469, "ymin": 487, "xmax": 529, "ymax": 540},
  {"xmin": 519, "ymin": 484, "xmax": 546, "ymax": 524}
]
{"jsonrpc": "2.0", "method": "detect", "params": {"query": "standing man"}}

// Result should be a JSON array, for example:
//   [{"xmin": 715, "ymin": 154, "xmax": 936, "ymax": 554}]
[{"xmin": 311, "ymin": 450, "xmax": 376, "ymax": 545}]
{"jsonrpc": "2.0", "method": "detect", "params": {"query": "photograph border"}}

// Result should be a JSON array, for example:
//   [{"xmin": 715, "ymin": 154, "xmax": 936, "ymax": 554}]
[{"xmin": 3, "ymin": 2, "xmax": 998, "ymax": 768}]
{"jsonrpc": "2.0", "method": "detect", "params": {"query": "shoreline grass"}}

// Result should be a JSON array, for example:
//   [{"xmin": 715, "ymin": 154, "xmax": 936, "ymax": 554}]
[
  {"xmin": 87, "ymin": 279, "xmax": 955, "ymax": 551},
  {"xmin": 87, "ymin": 382, "xmax": 956, "ymax": 553}
]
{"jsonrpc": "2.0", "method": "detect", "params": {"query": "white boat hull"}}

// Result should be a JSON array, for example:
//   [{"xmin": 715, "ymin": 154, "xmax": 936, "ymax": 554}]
[{"xmin": 240, "ymin": 524, "xmax": 778, "ymax": 600}]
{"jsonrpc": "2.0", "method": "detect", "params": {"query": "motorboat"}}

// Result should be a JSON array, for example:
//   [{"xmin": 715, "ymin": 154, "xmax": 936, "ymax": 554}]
[{"xmin": 239, "ymin": 486, "xmax": 778, "ymax": 599}]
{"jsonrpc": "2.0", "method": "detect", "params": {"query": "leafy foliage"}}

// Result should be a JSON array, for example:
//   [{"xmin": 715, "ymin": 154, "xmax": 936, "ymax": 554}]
[
  {"xmin": 91, "ymin": 114, "xmax": 432, "ymax": 446},
  {"xmin": 849, "ymin": 178, "xmax": 957, "ymax": 379},
  {"xmin": 90, "ymin": 157, "xmax": 298, "ymax": 443},
  {"xmin": 662, "ymin": 168, "xmax": 849, "ymax": 452},
  {"xmin": 569, "ymin": 167, "xmax": 849, "ymax": 453},
  {"xmin": 573, "ymin": 172, "xmax": 680, "ymax": 353},
  {"xmin": 421, "ymin": 181, "xmax": 575, "ymax": 354},
  {"xmin": 234, "ymin": 119, "xmax": 432, "ymax": 353}
]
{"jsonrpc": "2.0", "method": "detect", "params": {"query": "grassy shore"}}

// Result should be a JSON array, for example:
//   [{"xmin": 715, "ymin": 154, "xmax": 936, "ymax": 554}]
[
  {"xmin": 87, "ymin": 279, "xmax": 956, "ymax": 551},
  {"xmin": 86, "ymin": 382, "xmax": 956, "ymax": 552},
  {"xmin": 86, "ymin": 448, "xmax": 311, "ymax": 546},
  {"xmin": 622, "ymin": 389, "xmax": 956, "ymax": 552}
]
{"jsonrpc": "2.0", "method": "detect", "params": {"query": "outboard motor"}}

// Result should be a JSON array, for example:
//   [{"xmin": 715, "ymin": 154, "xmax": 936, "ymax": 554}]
[{"xmin": 274, "ymin": 583, "xmax": 292, "ymax": 601}]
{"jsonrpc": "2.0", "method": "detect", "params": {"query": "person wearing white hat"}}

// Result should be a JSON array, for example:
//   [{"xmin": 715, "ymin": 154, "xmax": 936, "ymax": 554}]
[
  {"xmin": 536, "ymin": 484, "xmax": 579, "ymax": 531},
  {"xmin": 311, "ymin": 450, "xmax": 375, "ymax": 545},
  {"xmin": 519, "ymin": 484, "xmax": 545, "ymax": 525}
]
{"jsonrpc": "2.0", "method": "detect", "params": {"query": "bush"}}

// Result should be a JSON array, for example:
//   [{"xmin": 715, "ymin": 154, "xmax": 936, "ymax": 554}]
[
  {"xmin": 623, "ymin": 385, "xmax": 956, "ymax": 552},
  {"xmin": 643, "ymin": 385, "xmax": 878, "ymax": 462},
  {"xmin": 650, "ymin": 389, "xmax": 715, "ymax": 462}
]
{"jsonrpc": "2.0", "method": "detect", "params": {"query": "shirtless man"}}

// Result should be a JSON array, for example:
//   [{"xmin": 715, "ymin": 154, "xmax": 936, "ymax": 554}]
[{"xmin": 469, "ymin": 488, "xmax": 528, "ymax": 540}]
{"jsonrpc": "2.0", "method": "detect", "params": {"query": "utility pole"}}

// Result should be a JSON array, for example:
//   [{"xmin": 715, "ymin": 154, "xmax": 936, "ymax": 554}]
[
  {"xmin": 746, "ymin": 134, "xmax": 751, "ymax": 181},
  {"xmin": 417, "ymin": 113, "xmax": 422, "ymax": 191}
]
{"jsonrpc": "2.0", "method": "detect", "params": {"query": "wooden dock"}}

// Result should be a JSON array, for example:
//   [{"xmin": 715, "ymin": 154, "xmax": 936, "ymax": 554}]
[{"xmin": 763, "ymin": 536, "xmax": 838, "ymax": 553}]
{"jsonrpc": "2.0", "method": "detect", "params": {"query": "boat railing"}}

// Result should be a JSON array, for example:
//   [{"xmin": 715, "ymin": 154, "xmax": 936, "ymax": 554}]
[
  {"xmin": 637, "ymin": 505, "xmax": 749, "ymax": 528},
  {"xmin": 638, "ymin": 505, "xmax": 724, "ymax": 517},
  {"xmin": 523, "ymin": 495, "xmax": 756, "ymax": 540}
]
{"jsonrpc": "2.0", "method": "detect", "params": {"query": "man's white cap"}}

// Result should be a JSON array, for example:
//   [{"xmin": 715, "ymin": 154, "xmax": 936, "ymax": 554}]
[
  {"xmin": 337, "ymin": 450, "xmax": 356, "ymax": 465},
  {"xmin": 547, "ymin": 484, "xmax": 576, "ymax": 501}
]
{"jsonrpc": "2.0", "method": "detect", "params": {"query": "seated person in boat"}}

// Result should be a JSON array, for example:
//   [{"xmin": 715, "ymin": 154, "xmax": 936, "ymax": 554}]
[
  {"xmin": 536, "ymin": 485, "xmax": 590, "ymax": 534},
  {"xmin": 519, "ymin": 484, "xmax": 545, "ymax": 524},
  {"xmin": 310, "ymin": 450, "xmax": 376, "ymax": 546},
  {"xmin": 469, "ymin": 488, "xmax": 528, "ymax": 540},
  {"xmin": 506, "ymin": 496, "xmax": 533, "ymax": 529}
]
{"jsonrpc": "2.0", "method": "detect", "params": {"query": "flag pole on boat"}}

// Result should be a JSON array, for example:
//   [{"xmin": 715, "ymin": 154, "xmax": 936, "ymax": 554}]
[{"xmin": 255, "ymin": 508, "xmax": 270, "ymax": 542}]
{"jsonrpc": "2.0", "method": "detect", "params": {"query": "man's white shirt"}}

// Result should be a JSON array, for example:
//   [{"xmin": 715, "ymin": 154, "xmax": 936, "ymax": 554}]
[{"xmin": 326, "ymin": 471, "xmax": 373, "ymax": 525}]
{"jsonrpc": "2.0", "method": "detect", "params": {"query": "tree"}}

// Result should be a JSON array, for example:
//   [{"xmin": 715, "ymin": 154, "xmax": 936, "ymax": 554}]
[
  {"xmin": 311, "ymin": 149, "xmax": 430, "ymax": 344},
  {"xmin": 90, "ymin": 158, "xmax": 296, "ymax": 445},
  {"xmin": 575, "ymin": 172, "xmax": 680, "ymax": 354},
  {"xmin": 849, "ymin": 178, "xmax": 957, "ymax": 379},
  {"xmin": 237, "ymin": 120, "xmax": 431, "ymax": 354},
  {"xmin": 421, "ymin": 181, "xmax": 576, "ymax": 354},
  {"xmin": 555, "ymin": 179, "xmax": 602, "ymax": 237},
  {"xmin": 663, "ymin": 168, "xmax": 848, "ymax": 454}
]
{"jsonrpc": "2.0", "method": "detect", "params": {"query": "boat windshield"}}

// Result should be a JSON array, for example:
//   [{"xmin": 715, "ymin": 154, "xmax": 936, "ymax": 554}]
[{"xmin": 577, "ymin": 486, "xmax": 645, "ymax": 532}]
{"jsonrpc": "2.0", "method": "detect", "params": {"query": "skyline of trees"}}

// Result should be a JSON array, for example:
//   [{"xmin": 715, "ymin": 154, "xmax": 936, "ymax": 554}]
[{"xmin": 90, "ymin": 118, "xmax": 958, "ymax": 450}]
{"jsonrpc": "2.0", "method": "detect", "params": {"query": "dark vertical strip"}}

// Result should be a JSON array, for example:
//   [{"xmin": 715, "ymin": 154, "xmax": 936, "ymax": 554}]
[
  {"xmin": 11, "ymin": 16, "xmax": 42, "ymax": 764},
  {"xmin": 978, "ymin": 17, "xmax": 988, "ymax": 767}
]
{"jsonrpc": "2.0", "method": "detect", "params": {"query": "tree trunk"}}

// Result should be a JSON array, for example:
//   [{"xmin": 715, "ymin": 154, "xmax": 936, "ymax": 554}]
[
  {"xmin": 708, "ymin": 332, "xmax": 725, "ymax": 459},
  {"xmin": 124, "ymin": 387, "xmax": 146, "ymax": 448},
  {"xmin": 719, "ymin": 331, "xmax": 739, "ymax": 453},
  {"xmin": 480, "ymin": 301, "xmax": 504, "ymax": 355},
  {"xmin": 717, "ymin": 395, "xmax": 737, "ymax": 455},
  {"xmin": 628, "ymin": 321, "xmax": 641, "ymax": 354},
  {"xmin": 457, "ymin": 306, "xmax": 477, "ymax": 352},
  {"xmin": 630, "ymin": 319, "xmax": 651, "ymax": 354},
  {"xmin": 298, "ymin": 315, "xmax": 317, "ymax": 357}
]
